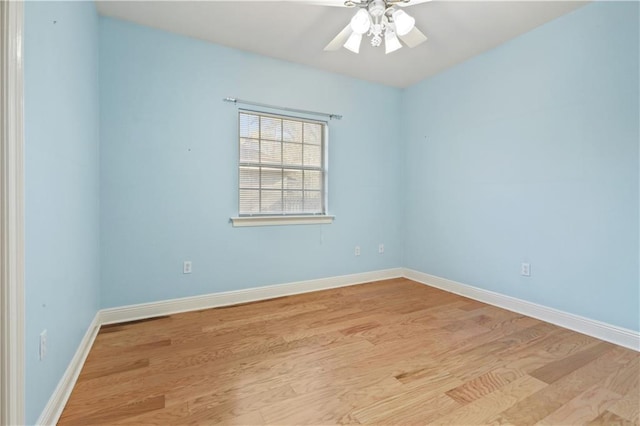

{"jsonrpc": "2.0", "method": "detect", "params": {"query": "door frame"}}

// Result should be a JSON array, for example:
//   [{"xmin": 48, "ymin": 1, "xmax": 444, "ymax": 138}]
[{"xmin": 0, "ymin": 0, "xmax": 25, "ymax": 424}]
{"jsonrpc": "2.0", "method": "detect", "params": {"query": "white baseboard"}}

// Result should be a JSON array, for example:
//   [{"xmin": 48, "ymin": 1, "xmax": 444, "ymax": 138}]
[
  {"xmin": 403, "ymin": 268, "xmax": 640, "ymax": 352},
  {"xmin": 36, "ymin": 311, "xmax": 102, "ymax": 426},
  {"xmin": 100, "ymin": 267, "xmax": 404, "ymax": 325}
]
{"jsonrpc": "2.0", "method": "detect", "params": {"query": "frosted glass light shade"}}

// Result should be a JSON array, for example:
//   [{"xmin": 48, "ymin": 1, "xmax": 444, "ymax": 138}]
[
  {"xmin": 385, "ymin": 30, "xmax": 402, "ymax": 54},
  {"xmin": 392, "ymin": 9, "xmax": 415, "ymax": 36},
  {"xmin": 350, "ymin": 9, "xmax": 371, "ymax": 34},
  {"xmin": 344, "ymin": 32, "xmax": 363, "ymax": 53}
]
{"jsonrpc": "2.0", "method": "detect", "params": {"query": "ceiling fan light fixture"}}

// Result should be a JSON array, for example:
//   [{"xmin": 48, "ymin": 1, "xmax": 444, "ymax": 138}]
[
  {"xmin": 384, "ymin": 30, "xmax": 402, "ymax": 54},
  {"xmin": 325, "ymin": 0, "xmax": 428, "ymax": 54},
  {"xmin": 392, "ymin": 9, "xmax": 415, "ymax": 36},
  {"xmin": 344, "ymin": 32, "xmax": 363, "ymax": 53},
  {"xmin": 350, "ymin": 9, "xmax": 371, "ymax": 34}
]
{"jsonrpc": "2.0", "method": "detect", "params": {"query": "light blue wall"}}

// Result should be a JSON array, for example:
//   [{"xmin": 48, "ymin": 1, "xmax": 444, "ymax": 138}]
[
  {"xmin": 24, "ymin": 1, "xmax": 101, "ymax": 424},
  {"xmin": 99, "ymin": 18, "xmax": 403, "ymax": 308},
  {"xmin": 402, "ymin": 2, "xmax": 639, "ymax": 331}
]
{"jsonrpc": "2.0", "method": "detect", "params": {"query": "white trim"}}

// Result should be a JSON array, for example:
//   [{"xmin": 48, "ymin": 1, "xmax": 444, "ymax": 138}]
[
  {"xmin": 230, "ymin": 215, "xmax": 335, "ymax": 227},
  {"xmin": 36, "ymin": 313, "xmax": 101, "ymax": 426},
  {"xmin": 403, "ymin": 268, "xmax": 640, "ymax": 352},
  {"xmin": 0, "ymin": 1, "xmax": 25, "ymax": 425},
  {"xmin": 101, "ymin": 268, "xmax": 402, "ymax": 324}
]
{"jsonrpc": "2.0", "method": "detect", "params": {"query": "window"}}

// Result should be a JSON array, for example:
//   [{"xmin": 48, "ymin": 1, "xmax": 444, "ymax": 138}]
[{"xmin": 232, "ymin": 110, "xmax": 333, "ymax": 227}]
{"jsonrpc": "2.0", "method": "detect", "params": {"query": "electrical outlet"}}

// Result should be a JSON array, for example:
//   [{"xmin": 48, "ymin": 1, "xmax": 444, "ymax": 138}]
[
  {"xmin": 355, "ymin": 246, "xmax": 361, "ymax": 256},
  {"xmin": 378, "ymin": 243, "xmax": 384, "ymax": 254},
  {"xmin": 183, "ymin": 261, "xmax": 192, "ymax": 274},
  {"xmin": 39, "ymin": 330, "xmax": 47, "ymax": 360},
  {"xmin": 521, "ymin": 262, "xmax": 531, "ymax": 277}
]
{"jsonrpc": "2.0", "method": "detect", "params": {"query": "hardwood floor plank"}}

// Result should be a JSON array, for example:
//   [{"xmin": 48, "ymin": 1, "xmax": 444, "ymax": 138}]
[
  {"xmin": 373, "ymin": 392, "xmax": 461, "ymax": 425},
  {"xmin": 351, "ymin": 371, "xmax": 462, "ymax": 424},
  {"xmin": 110, "ymin": 402, "xmax": 190, "ymax": 426},
  {"xmin": 451, "ymin": 322, "xmax": 557, "ymax": 363},
  {"xmin": 484, "ymin": 414, "xmax": 519, "ymax": 425},
  {"xmin": 608, "ymin": 393, "xmax": 640, "ymax": 424},
  {"xmin": 259, "ymin": 387, "xmax": 354, "ymax": 425},
  {"xmin": 79, "ymin": 358, "xmax": 150, "ymax": 381},
  {"xmin": 498, "ymin": 327, "xmax": 598, "ymax": 362},
  {"xmin": 445, "ymin": 366, "xmax": 526, "ymax": 404},
  {"xmin": 58, "ymin": 279, "xmax": 640, "ymax": 425},
  {"xmin": 604, "ymin": 352, "xmax": 639, "ymax": 396},
  {"xmin": 501, "ymin": 346, "xmax": 635, "ymax": 425},
  {"xmin": 435, "ymin": 375, "xmax": 547, "ymax": 425},
  {"xmin": 339, "ymin": 321, "xmax": 382, "ymax": 336},
  {"xmin": 59, "ymin": 395, "xmax": 165, "ymax": 425},
  {"xmin": 158, "ymin": 384, "xmax": 295, "ymax": 425},
  {"xmin": 441, "ymin": 316, "xmax": 540, "ymax": 361},
  {"xmin": 542, "ymin": 330, "xmax": 601, "ymax": 358},
  {"xmin": 536, "ymin": 384, "xmax": 623, "ymax": 425},
  {"xmin": 100, "ymin": 315, "xmax": 171, "ymax": 331},
  {"xmin": 530, "ymin": 342, "xmax": 614, "ymax": 384},
  {"xmin": 459, "ymin": 300, "xmax": 487, "ymax": 311},
  {"xmin": 587, "ymin": 410, "xmax": 636, "ymax": 426}
]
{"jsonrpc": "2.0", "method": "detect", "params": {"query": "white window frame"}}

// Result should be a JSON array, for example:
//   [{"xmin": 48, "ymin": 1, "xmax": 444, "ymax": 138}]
[{"xmin": 231, "ymin": 109, "xmax": 334, "ymax": 227}]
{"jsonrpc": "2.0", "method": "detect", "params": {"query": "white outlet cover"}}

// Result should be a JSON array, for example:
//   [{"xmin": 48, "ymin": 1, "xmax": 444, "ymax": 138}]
[{"xmin": 39, "ymin": 330, "xmax": 47, "ymax": 360}]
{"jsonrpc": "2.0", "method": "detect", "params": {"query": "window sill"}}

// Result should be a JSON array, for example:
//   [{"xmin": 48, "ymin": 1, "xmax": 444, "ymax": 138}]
[{"xmin": 230, "ymin": 215, "xmax": 335, "ymax": 227}]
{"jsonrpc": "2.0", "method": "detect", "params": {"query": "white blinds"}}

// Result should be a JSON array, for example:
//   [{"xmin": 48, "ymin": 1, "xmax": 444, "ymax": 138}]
[{"xmin": 238, "ymin": 111, "xmax": 326, "ymax": 216}]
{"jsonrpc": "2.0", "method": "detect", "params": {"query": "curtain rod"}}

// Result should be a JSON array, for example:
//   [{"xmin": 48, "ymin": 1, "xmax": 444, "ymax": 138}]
[{"xmin": 223, "ymin": 97, "xmax": 342, "ymax": 120}]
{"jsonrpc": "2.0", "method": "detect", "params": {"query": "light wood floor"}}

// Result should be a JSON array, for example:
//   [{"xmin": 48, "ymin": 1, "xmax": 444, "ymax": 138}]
[{"xmin": 59, "ymin": 278, "xmax": 639, "ymax": 425}]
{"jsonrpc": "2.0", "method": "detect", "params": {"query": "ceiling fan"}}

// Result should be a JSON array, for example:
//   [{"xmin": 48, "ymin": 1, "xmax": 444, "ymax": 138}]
[{"xmin": 324, "ymin": 0, "xmax": 429, "ymax": 54}]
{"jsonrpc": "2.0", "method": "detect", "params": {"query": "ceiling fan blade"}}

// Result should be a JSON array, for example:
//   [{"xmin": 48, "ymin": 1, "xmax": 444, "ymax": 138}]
[
  {"xmin": 397, "ymin": 0, "xmax": 432, "ymax": 6},
  {"xmin": 324, "ymin": 24, "xmax": 353, "ymax": 51},
  {"xmin": 299, "ymin": 0, "xmax": 347, "ymax": 5},
  {"xmin": 398, "ymin": 26, "xmax": 427, "ymax": 48},
  {"xmin": 197, "ymin": 0, "xmax": 346, "ymax": 4}
]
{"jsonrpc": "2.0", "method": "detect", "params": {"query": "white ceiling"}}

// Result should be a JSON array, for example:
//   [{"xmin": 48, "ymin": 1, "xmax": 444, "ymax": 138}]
[{"xmin": 95, "ymin": 0, "xmax": 588, "ymax": 88}]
